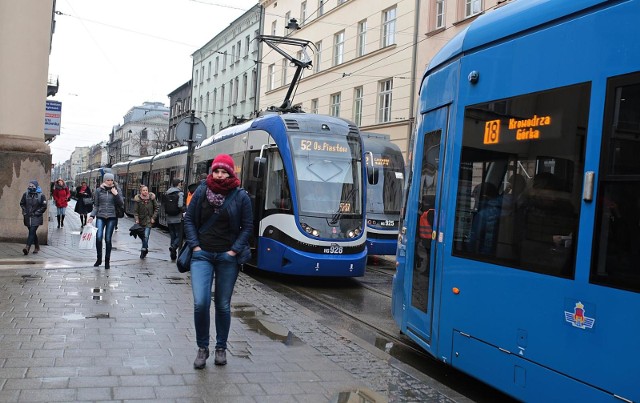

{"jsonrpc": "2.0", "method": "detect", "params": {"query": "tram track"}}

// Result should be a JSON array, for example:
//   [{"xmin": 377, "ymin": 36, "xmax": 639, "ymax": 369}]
[
  {"xmin": 275, "ymin": 279, "xmax": 430, "ymax": 358},
  {"xmin": 247, "ymin": 267, "xmax": 519, "ymax": 403}
]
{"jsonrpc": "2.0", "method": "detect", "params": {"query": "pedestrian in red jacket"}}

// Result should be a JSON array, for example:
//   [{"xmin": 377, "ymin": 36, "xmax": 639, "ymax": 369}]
[{"xmin": 52, "ymin": 178, "xmax": 71, "ymax": 228}]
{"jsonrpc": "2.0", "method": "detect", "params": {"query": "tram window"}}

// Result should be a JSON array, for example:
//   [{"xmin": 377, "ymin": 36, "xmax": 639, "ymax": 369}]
[
  {"xmin": 591, "ymin": 73, "xmax": 640, "ymax": 293},
  {"xmin": 264, "ymin": 152, "xmax": 292, "ymax": 212},
  {"xmin": 452, "ymin": 83, "xmax": 589, "ymax": 278}
]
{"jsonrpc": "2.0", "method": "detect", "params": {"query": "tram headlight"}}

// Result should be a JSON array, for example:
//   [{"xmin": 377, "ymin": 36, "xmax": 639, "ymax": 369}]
[
  {"xmin": 355, "ymin": 227, "xmax": 361, "ymax": 236},
  {"xmin": 301, "ymin": 222, "xmax": 320, "ymax": 237},
  {"xmin": 347, "ymin": 230, "xmax": 355, "ymax": 238}
]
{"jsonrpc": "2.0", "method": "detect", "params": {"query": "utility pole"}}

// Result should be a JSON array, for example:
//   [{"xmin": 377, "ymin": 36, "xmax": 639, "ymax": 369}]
[{"xmin": 184, "ymin": 110, "xmax": 197, "ymax": 193}]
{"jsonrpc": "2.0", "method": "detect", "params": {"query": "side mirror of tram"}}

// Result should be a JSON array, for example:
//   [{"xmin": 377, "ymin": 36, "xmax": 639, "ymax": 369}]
[{"xmin": 253, "ymin": 157, "xmax": 267, "ymax": 178}]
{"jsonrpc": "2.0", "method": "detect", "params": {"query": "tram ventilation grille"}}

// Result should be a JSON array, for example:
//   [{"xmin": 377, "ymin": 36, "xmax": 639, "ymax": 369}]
[
  {"xmin": 284, "ymin": 119, "xmax": 300, "ymax": 130},
  {"xmin": 348, "ymin": 124, "xmax": 359, "ymax": 135}
]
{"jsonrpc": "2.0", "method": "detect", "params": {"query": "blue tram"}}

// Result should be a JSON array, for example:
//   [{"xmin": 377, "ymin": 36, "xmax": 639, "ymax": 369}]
[
  {"xmin": 392, "ymin": 0, "xmax": 640, "ymax": 402},
  {"xmin": 192, "ymin": 113, "xmax": 367, "ymax": 277},
  {"xmin": 361, "ymin": 132, "xmax": 405, "ymax": 256}
]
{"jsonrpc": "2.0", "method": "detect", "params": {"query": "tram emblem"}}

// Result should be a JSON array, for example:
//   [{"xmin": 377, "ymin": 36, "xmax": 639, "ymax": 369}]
[{"xmin": 564, "ymin": 301, "xmax": 595, "ymax": 330}]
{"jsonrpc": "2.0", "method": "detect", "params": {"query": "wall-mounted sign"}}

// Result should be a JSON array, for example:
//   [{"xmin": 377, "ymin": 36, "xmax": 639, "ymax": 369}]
[{"xmin": 44, "ymin": 100, "xmax": 62, "ymax": 138}]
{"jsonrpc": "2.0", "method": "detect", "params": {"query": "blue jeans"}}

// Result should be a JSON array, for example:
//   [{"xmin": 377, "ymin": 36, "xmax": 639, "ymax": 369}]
[
  {"xmin": 168, "ymin": 222, "xmax": 181, "ymax": 249},
  {"xmin": 141, "ymin": 227, "xmax": 151, "ymax": 250},
  {"xmin": 95, "ymin": 217, "xmax": 117, "ymax": 259},
  {"xmin": 191, "ymin": 250, "xmax": 239, "ymax": 350},
  {"xmin": 26, "ymin": 226, "xmax": 38, "ymax": 247},
  {"xmin": 56, "ymin": 207, "xmax": 66, "ymax": 216}
]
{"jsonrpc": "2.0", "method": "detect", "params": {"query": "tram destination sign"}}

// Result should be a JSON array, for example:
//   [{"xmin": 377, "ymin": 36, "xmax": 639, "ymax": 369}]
[{"xmin": 482, "ymin": 114, "xmax": 555, "ymax": 145}]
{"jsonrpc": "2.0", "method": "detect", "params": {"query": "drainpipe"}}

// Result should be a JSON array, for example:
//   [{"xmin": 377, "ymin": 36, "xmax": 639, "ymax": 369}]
[
  {"xmin": 254, "ymin": 4, "xmax": 264, "ymax": 117},
  {"xmin": 407, "ymin": 0, "xmax": 421, "ymax": 157}
]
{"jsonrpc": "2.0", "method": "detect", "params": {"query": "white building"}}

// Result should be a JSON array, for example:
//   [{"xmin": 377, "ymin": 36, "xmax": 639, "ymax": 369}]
[{"xmin": 191, "ymin": 4, "xmax": 263, "ymax": 136}]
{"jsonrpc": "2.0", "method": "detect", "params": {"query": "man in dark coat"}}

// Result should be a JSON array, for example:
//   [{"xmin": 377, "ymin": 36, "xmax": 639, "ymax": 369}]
[{"xmin": 19, "ymin": 180, "xmax": 47, "ymax": 255}]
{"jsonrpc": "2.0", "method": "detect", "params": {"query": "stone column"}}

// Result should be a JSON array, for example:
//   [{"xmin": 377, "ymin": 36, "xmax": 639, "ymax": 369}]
[{"xmin": 0, "ymin": 0, "xmax": 55, "ymax": 243}]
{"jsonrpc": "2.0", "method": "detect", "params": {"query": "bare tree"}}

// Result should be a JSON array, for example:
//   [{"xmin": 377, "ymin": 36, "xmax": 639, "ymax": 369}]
[
  {"xmin": 152, "ymin": 127, "xmax": 172, "ymax": 154},
  {"xmin": 130, "ymin": 128, "xmax": 151, "ymax": 157},
  {"xmin": 128, "ymin": 127, "xmax": 171, "ymax": 157}
]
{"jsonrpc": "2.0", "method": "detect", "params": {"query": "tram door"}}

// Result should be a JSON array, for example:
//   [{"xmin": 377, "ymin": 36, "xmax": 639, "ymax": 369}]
[{"xmin": 406, "ymin": 106, "xmax": 449, "ymax": 342}]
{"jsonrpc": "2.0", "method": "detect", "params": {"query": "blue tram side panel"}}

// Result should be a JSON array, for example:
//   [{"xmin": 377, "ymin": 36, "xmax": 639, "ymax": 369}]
[
  {"xmin": 392, "ymin": 1, "xmax": 640, "ymax": 402},
  {"xmin": 361, "ymin": 132, "xmax": 405, "ymax": 256},
  {"xmin": 192, "ymin": 112, "xmax": 367, "ymax": 277}
]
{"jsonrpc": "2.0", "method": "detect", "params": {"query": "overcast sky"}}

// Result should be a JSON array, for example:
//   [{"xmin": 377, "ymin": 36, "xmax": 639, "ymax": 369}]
[{"xmin": 48, "ymin": 0, "xmax": 258, "ymax": 164}]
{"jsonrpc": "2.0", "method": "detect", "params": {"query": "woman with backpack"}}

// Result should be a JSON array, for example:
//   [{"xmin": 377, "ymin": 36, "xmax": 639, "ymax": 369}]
[
  {"xmin": 19, "ymin": 180, "xmax": 47, "ymax": 255},
  {"xmin": 184, "ymin": 154, "xmax": 253, "ymax": 369},
  {"xmin": 134, "ymin": 184, "xmax": 158, "ymax": 259}
]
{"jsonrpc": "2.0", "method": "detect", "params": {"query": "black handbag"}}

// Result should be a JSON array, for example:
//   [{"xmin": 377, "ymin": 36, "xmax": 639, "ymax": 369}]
[
  {"xmin": 177, "ymin": 188, "xmax": 239, "ymax": 273},
  {"xmin": 176, "ymin": 243, "xmax": 192, "ymax": 273},
  {"xmin": 115, "ymin": 202, "xmax": 125, "ymax": 218}
]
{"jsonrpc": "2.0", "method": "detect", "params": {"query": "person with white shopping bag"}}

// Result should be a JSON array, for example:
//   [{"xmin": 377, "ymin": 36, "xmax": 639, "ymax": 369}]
[{"xmin": 87, "ymin": 173, "xmax": 124, "ymax": 270}]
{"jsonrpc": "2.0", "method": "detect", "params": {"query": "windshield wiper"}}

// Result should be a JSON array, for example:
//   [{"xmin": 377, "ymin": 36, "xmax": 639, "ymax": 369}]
[{"xmin": 330, "ymin": 187, "xmax": 356, "ymax": 224}]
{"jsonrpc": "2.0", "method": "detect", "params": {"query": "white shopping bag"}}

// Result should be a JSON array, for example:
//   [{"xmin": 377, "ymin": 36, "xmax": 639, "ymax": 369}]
[{"xmin": 78, "ymin": 225, "xmax": 97, "ymax": 250}]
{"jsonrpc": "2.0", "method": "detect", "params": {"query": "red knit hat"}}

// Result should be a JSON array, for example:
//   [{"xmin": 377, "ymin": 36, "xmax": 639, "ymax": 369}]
[{"xmin": 210, "ymin": 154, "xmax": 236, "ymax": 178}]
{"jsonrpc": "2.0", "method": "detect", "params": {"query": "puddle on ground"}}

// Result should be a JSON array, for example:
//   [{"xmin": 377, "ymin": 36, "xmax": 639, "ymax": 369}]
[
  {"xmin": 85, "ymin": 313, "xmax": 110, "ymax": 319},
  {"xmin": 331, "ymin": 388, "xmax": 388, "ymax": 403},
  {"xmin": 0, "ymin": 260, "xmax": 39, "ymax": 265},
  {"xmin": 0, "ymin": 260, "xmax": 75, "ymax": 269},
  {"xmin": 232, "ymin": 303, "xmax": 303, "ymax": 346},
  {"xmin": 62, "ymin": 313, "xmax": 85, "ymax": 321}
]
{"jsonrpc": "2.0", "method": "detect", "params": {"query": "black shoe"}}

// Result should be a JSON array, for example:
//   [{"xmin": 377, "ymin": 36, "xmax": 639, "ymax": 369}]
[
  {"xmin": 22, "ymin": 247, "xmax": 29, "ymax": 255},
  {"xmin": 93, "ymin": 259, "xmax": 101, "ymax": 267},
  {"xmin": 214, "ymin": 348, "xmax": 227, "ymax": 366},
  {"xmin": 170, "ymin": 247, "xmax": 177, "ymax": 261},
  {"xmin": 140, "ymin": 249, "xmax": 148, "ymax": 259},
  {"xmin": 194, "ymin": 347, "xmax": 209, "ymax": 369},
  {"xmin": 105, "ymin": 260, "xmax": 110, "ymax": 270}
]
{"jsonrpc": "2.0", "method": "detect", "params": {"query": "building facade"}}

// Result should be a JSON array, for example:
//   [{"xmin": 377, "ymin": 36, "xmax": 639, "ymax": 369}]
[
  {"xmin": 257, "ymin": 0, "xmax": 505, "ymax": 159},
  {"xmin": 0, "ymin": 0, "xmax": 56, "ymax": 242},
  {"xmin": 168, "ymin": 80, "xmax": 193, "ymax": 147},
  {"xmin": 191, "ymin": 4, "xmax": 263, "ymax": 136},
  {"xmin": 108, "ymin": 102, "xmax": 170, "ymax": 163},
  {"xmin": 258, "ymin": 0, "xmax": 424, "ymax": 158}
]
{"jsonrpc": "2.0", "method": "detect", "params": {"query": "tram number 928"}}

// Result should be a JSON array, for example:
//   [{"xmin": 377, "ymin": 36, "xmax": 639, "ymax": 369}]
[{"xmin": 324, "ymin": 243, "xmax": 344, "ymax": 254}]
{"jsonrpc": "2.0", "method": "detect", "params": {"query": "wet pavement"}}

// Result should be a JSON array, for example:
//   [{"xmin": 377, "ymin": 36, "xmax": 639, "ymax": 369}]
[{"xmin": 0, "ymin": 201, "xmax": 472, "ymax": 402}]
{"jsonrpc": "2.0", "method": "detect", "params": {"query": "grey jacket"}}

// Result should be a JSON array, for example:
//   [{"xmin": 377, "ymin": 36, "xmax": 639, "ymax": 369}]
[
  {"xmin": 90, "ymin": 185, "xmax": 124, "ymax": 219},
  {"xmin": 165, "ymin": 186, "xmax": 184, "ymax": 224}
]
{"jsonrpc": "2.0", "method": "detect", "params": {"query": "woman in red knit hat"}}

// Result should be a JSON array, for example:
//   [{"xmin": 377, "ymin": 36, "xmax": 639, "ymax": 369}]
[{"xmin": 183, "ymin": 154, "xmax": 253, "ymax": 369}]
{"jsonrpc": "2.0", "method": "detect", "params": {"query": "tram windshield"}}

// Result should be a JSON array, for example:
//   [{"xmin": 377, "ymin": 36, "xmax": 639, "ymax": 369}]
[
  {"xmin": 366, "ymin": 151, "xmax": 404, "ymax": 217},
  {"xmin": 290, "ymin": 134, "xmax": 363, "ymax": 217}
]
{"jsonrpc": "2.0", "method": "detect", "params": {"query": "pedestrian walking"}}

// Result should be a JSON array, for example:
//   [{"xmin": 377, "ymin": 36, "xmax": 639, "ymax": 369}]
[
  {"xmin": 74, "ymin": 181, "xmax": 93, "ymax": 227},
  {"xmin": 87, "ymin": 173, "xmax": 124, "ymax": 270},
  {"xmin": 19, "ymin": 180, "xmax": 47, "ymax": 255},
  {"xmin": 184, "ymin": 154, "xmax": 253, "ymax": 369},
  {"xmin": 52, "ymin": 178, "xmax": 71, "ymax": 228},
  {"xmin": 165, "ymin": 178, "xmax": 184, "ymax": 261},
  {"xmin": 133, "ymin": 184, "xmax": 158, "ymax": 259}
]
